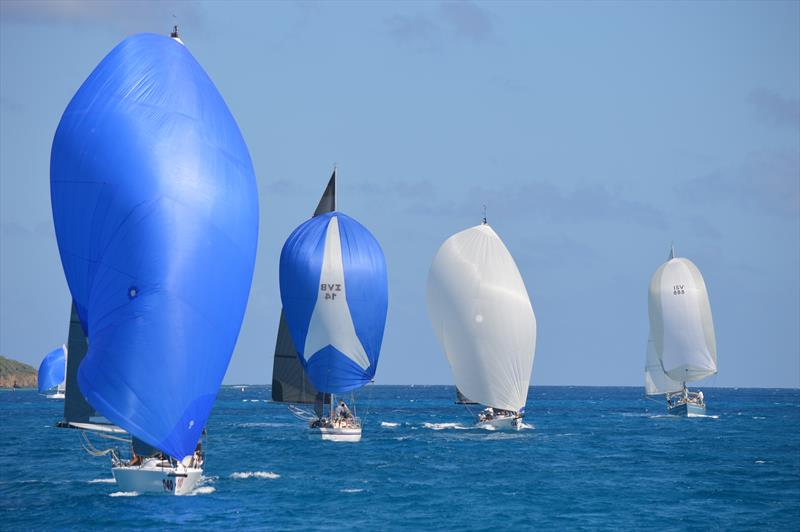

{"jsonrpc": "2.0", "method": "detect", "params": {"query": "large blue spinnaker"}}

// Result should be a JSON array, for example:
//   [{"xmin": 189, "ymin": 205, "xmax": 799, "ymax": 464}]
[
  {"xmin": 38, "ymin": 346, "xmax": 66, "ymax": 394},
  {"xmin": 50, "ymin": 34, "xmax": 259, "ymax": 459},
  {"xmin": 280, "ymin": 212, "xmax": 387, "ymax": 393}
]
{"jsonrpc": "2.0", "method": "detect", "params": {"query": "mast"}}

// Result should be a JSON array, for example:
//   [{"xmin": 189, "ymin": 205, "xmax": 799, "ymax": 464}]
[{"xmin": 170, "ymin": 25, "xmax": 184, "ymax": 45}]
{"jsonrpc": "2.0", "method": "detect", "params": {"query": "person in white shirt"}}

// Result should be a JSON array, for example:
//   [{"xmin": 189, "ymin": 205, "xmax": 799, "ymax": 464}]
[{"xmin": 335, "ymin": 400, "xmax": 352, "ymax": 419}]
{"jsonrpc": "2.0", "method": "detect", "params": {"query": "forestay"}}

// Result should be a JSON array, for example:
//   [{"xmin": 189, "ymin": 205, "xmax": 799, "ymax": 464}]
[
  {"xmin": 647, "ymin": 254, "xmax": 717, "ymax": 383},
  {"xmin": 279, "ymin": 212, "xmax": 388, "ymax": 394},
  {"xmin": 427, "ymin": 224, "xmax": 536, "ymax": 412},
  {"xmin": 50, "ymin": 34, "xmax": 258, "ymax": 460}
]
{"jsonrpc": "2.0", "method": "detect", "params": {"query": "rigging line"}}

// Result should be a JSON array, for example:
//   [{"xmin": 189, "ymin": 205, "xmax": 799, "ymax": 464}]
[
  {"xmin": 463, "ymin": 401, "xmax": 477, "ymax": 419},
  {"xmin": 79, "ymin": 431, "xmax": 121, "ymax": 464}
]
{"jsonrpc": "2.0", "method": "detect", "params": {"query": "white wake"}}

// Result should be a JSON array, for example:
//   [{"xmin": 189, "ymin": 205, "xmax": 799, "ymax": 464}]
[{"xmin": 230, "ymin": 471, "xmax": 280, "ymax": 480}]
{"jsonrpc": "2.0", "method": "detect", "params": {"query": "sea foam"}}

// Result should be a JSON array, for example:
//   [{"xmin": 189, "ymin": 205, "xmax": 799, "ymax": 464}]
[
  {"xmin": 422, "ymin": 422, "xmax": 470, "ymax": 430},
  {"xmin": 230, "ymin": 471, "xmax": 280, "ymax": 480}
]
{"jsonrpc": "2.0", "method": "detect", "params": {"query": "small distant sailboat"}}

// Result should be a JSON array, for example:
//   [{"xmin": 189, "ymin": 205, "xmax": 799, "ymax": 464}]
[
  {"xmin": 645, "ymin": 245, "xmax": 717, "ymax": 416},
  {"xmin": 50, "ymin": 29, "xmax": 258, "ymax": 493},
  {"xmin": 37, "ymin": 345, "xmax": 66, "ymax": 399},
  {"xmin": 426, "ymin": 216, "xmax": 537, "ymax": 430},
  {"xmin": 271, "ymin": 171, "xmax": 334, "ymax": 417},
  {"xmin": 279, "ymin": 170, "xmax": 388, "ymax": 442}
]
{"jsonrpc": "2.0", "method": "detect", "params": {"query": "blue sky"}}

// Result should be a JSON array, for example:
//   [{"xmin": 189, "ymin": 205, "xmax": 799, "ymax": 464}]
[{"xmin": 1, "ymin": 1, "xmax": 798, "ymax": 387}]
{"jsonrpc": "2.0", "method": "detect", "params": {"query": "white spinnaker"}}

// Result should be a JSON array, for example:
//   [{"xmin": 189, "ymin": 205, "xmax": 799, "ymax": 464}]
[
  {"xmin": 644, "ymin": 336, "xmax": 682, "ymax": 395},
  {"xmin": 426, "ymin": 224, "xmax": 536, "ymax": 412},
  {"xmin": 648, "ymin": 257, "xmax": 717, "ymax": 383}
]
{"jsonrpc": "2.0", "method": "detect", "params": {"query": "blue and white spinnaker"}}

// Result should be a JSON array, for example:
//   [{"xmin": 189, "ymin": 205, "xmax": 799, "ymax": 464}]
[
  {"xmin": 279, "ymin": 212, "xmax": 388, "ymax": 394},
  {"xmin": 37, "ymin": 345, "xmax": 66, "ymax": 394}
]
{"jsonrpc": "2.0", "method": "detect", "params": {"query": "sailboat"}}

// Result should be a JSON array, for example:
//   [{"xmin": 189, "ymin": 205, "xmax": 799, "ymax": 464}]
[
  {"xmin": 427, "ymin": 217, "xmax": 537, "ymax": 430},
  {"xmin": 645, "ymin": 245, "xmax": 717, "ymax": 416},
  {"xmin": 37, "ymin": 345, "xmax": 66, "ymax": 399},
  {"xmin": 49, "ymin": 29, "xmax": 258, "ymax": 493},
  {"xmin": 278, "ymin": 173, "xmax": 388, "ymax": 442},
  {"xmin": 271, "ymin": 171, "xmax": 334, "ymax": 417}
]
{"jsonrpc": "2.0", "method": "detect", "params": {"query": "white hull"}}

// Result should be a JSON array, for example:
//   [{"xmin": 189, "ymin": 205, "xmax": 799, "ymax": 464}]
[
  {"xmin": 315, "ymin": 427, "xmax": 362, "ymax": 442},
  {"xmin": 112, "ymin": 460, "xmax": 202, "ymax": 495},
  {"xmin": 46, "ymin": 392, "xmax": 65, "ymax": 399},
  {"xmin": 310, "ymin": 419, "xmax": 362, "ymax": 442},
  {"xmin": 476, "ymin": 414, "xmax": 522, "ymax": 431}
]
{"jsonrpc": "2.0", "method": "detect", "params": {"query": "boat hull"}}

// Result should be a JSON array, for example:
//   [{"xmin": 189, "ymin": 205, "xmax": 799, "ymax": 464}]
[
  {"xmin": 310, "ymin": 426, "xmax": 362, "ymax": 442},
  {"xmin": 112, "ymin": 463, "xmax": 202, "ymax": 495},
  {"xmin": 668, "ymin": 402, "xmax": 706, "ymax": 417},
  {"xmin": 476, "ymin": 414, "xmax": 522, "ymax": 431}
]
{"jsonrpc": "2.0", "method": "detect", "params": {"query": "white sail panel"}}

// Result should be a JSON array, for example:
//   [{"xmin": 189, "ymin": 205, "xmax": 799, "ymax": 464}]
[
  {"xmin": 644, "ymin": 337, "xmax": 683, "ymax": 395},
  {"xmin": 427, "ymin": 224, "xmax": 536, "ymax": 412},
  {"xmin": 648, "ymin": 257, "xmax": 717, "ymax": 383},
  {"xmin": 304, "ymin": 216, "xmax": 371, "ymax": 370}
]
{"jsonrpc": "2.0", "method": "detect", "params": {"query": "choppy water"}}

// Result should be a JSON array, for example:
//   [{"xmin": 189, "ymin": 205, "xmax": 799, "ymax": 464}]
[{"xmin": 1, "ymin": 386, "xmax": 798, "ymax": 530}]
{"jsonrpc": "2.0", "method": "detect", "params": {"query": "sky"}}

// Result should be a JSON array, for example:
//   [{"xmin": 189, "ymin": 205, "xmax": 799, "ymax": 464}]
[{"xmin": 0, "ymin": 1, "xmax": 798, "ymax": 388}]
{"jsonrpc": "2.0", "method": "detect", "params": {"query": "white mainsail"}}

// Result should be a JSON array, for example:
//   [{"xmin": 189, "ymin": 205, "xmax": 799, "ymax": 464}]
[
  {"xmin": 647, "ymin": 251, "xmax": 717, "ymax": 386},
  {"xmin": 644, "ymin": 336, "xmax": 683, "ymax": 395},
  {"xmin": 426, "ymin": 224, "xmax": 536, "ymax": 412}
]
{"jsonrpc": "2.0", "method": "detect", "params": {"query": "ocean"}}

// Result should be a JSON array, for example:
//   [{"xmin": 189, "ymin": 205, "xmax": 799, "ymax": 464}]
[{"xmin": 1, "ymin": 386, "xmax": 798, "ymax": 530}]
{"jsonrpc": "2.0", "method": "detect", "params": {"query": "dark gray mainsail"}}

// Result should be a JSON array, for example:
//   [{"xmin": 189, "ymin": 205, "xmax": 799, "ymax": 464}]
[
  {"xmin": 271, "ymin": 169, "xmax": 335, "ymax": 411},
  {"xmin": 59, "ymin": 301, "xmax": 95, "ymax": 425},
  {"xmin": 58, "ymin": 301, "xmax": 125, "ymax": 433},
  {"xmin": 455, "ymin": 386, "xmax": 477, "ymax": 405},
  {"xmin": 313, "ymin": 169, "xmax": 336, "ymax": 216}
]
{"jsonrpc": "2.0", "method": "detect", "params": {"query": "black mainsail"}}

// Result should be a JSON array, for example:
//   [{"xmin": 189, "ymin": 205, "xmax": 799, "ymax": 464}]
[
  {"xmin": 270, "ymin": 170, "xmax": 335, "ymax": 411},
  {"xmin": 58, "ymin": 301, "xmax": 125, "ymax": 433},
  {"xmin": 60, "ymin": 301, "xmax": 94, "ymax": 425},
  {"xmin": 455, "ymin": 386, "xmax": 477, "ymax": 405}
]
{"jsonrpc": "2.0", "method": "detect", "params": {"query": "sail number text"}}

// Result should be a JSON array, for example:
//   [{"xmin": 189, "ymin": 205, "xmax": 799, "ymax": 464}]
[
  {"xmin": 321, "ymin": 283, "xmax": 342, "ymax": 300},
  {"xmin": 672, "ymin": 285, "xmax": 686, "ymax": 295}
]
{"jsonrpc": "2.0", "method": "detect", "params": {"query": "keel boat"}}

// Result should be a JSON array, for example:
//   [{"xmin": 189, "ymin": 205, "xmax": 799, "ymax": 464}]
[
  {"xmin": 279, "ymin": 171, "xmax": 388, "ymax": 442},
  {"xmin": 645, "ymin": 245, "xmax": 717, "ymax": 416},
  {"xmin": 50, "ymin": 28, "xmax": 258, "ymax": 493},
  {"xmin": 427, "ymin": 217, "xmax": 537, "ymax": 430}
]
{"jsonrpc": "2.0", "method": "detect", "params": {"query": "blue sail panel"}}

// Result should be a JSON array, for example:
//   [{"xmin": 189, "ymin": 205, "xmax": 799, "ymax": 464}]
[
  {"xmin": 50, "ymin": 34, "xmax": 258, "ymax": 459},
  {"xmin": 38, "ymin": 346, "xmax": 66, "ymax": 393},
  {"xmin": 279, "ymin": 212, "xmax": 388, "ymax": 394}
]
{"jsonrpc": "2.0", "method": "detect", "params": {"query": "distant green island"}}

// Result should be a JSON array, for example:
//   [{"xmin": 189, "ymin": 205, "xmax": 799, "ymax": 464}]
[{"xmin": 0, "ymin": 356, "xmax": 37, "ymax": 388}]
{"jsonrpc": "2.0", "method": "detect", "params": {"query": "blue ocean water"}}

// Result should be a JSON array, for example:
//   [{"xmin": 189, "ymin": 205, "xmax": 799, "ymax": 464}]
[{"xmin": 1, "ymin": 386, "xmax": 798, "ymax": 530}]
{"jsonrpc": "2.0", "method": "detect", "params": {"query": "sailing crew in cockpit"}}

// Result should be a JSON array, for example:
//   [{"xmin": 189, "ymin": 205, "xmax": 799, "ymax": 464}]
[{"xmin": 336, "ymin": 400, "xmax": 352, "ymax": 420}]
